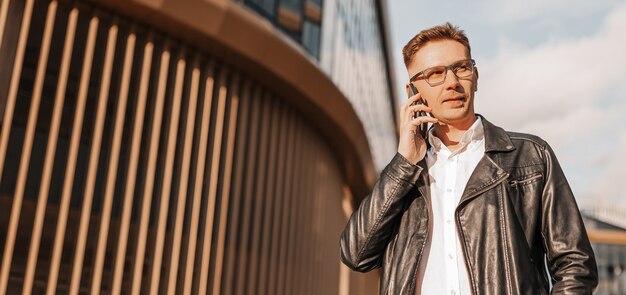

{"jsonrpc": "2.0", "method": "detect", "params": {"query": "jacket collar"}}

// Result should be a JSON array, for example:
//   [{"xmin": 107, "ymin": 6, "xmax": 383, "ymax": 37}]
[
  {"xmin": 460, "ymin": 115, "xmax": 512, "ymax": 204},
  {"xmin": 427, "ymin": 117, "xmax": 484, "ymax": 155},
  {"xmin": 416, "ymin": 115, "xmax": 514, "ymax": 206},
  {"xmin": 425, "ymin": 114, "xmax": 515, "ymax": 153},
  {"xmin": 478, "ymin": 114, "xmax": 516, "ymax": 153}
]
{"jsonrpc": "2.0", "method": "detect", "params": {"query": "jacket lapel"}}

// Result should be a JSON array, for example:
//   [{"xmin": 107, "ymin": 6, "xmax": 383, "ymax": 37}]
[
  {"xmin": 458, "ymin": 115, "xmax": 514, "ymax": 205},
  {"xmin": 459, "ymin": 155, "xmax": 508, "ymax": 205}
]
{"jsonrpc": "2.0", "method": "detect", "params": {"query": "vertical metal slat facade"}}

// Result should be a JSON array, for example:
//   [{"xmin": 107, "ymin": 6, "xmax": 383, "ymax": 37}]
[{"xmin": 0, "ymin": 0, "xmax": 381, "ymax": 294}]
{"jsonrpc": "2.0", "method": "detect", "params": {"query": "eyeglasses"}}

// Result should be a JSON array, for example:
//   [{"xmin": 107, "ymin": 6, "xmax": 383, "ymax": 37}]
[{"xmin": 409, "ymin": 59, "xmax": 476, "ymax": 86}]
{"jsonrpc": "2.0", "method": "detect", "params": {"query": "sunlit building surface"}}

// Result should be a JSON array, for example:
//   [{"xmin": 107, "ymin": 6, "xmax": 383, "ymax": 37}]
[
  {"xmin": 245, "ymin": 0, "xmax": 398, "ymax": 171},
  {"xmin": 0, "ymin": 0, "xmax": 396, "ymax": 294}
]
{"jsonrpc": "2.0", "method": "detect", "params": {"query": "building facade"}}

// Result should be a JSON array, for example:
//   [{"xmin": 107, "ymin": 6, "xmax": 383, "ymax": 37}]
[
  {"xmin": 0, "ymin": 0, "xmax": 396, "ymax": 294},
  {"xmin": 583, "ymin": 209, "xmax": 626, "ymax": 295}
]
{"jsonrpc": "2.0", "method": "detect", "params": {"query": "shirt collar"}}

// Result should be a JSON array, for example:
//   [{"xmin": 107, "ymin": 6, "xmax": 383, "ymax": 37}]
[{"xmin": 428, "ymin": 117, "xmax": 484, "ymax": 154}]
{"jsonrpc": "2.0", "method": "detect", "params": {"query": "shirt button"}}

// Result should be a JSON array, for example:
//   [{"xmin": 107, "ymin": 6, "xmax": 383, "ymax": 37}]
[
  {"xmin": 446, "ymin": 220, "xmax": 452, "ymax": 224},
  {"xmin": 448, "ymin": 254, "xmax": 454, "ymax": 260},
  {"xmin": 451, "ymin": 290, "xmax": 457, "ymax": 295},
  {"xmin": 446, "ymin": 188, "xmax": 452, "ymax": 193}
]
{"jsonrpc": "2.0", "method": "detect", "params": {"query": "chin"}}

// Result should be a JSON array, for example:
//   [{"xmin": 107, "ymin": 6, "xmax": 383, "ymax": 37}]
[
  {"xmin": 436, "ymin": 109, "xmax": 466, "ymax": 120},
  {"xmin": 434, "ymin": 109, "xmax": 474, "ymax": 125}
]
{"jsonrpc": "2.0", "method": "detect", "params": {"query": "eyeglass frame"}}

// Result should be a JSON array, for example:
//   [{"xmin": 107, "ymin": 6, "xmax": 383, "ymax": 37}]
[{"xmin": 409, "ymin": 59, "xmax": 476, "ymax": 86}]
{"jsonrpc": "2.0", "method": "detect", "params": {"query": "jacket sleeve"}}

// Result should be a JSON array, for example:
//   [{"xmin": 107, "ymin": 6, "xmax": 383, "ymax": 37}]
[
  {"xmin": 540, "ymin": 144, "xmax": 598, "ymax": 294},
  {"xmin": 339, "ymin": 153, "xmax": 423, "ymax": 272}
]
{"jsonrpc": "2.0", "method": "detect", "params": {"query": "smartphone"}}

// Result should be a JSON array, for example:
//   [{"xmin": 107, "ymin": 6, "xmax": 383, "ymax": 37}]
[{"xmin": 408, "ymin": 84, "xmax": 429, "ymax": 139}]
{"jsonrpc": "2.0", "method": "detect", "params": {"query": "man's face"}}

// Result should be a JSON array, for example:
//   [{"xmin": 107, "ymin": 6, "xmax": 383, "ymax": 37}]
[{"xmin": 407, "ymin": 39, "xmax": 478, "ymax": 125}]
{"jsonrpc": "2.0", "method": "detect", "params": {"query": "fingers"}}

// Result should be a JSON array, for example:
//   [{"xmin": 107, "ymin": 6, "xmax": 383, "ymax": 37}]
[
  {"xmin": 402, "ymin": 90, "xmax": 422, "ymax": 110},
  {"xmin": 400, "ymin": 90, "xmax": 437, "ymax": 137},
  {"xmin": 405, "ymin": 104, "xmax": 432, "ymax": 121},
  {"xmin": 409, "ymin": 116, "xmax": 438, "ymax": 127},
  {"xmin": 408, "ymin": 103, "xmax": 431, "ymax": 114}
]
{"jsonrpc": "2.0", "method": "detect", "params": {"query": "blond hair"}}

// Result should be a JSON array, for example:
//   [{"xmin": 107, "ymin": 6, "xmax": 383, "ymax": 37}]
[{"xmin": 402, "ymin": 22, "xmax": 471, "ymax": 67}]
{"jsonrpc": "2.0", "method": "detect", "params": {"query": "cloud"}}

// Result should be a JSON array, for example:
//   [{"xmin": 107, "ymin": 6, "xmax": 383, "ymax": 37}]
[
  {"xmin": 474, "ymin": 4, "xmax": 626, "ymax": 207},
  {"xmin": 583, "ymin": 132, "xmax": 626, "ymax": 206},
  {"xmin": 475, "ymin": 0, "xmax": 621, "ymax": 25},
  {"xmin": 477, "ymin": 4, "xmax": 626, "ymax": 129},
  {"xmin": 517, "ymin": 104, "xmax": 623, "ymax": 151}
]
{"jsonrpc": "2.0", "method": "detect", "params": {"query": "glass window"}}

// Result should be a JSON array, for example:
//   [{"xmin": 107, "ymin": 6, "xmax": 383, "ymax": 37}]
[
  {"xmin": 302, "ymin": 20, "xmax": 320, "ymax": 59},
  {"xmin": 246, "ymin": 0, "xmax": 277, "ymax": 18},
  {"xmin": 244, "ymin": 0, "xmax": 322, "ymax": 60},
  {"xmin": 277, "ymin": 4, "xmax": 303, "ymax": 33},
  {"xmin": 279, "ymin": 0, "xmax": 303, "ymax": 13},
  {"xmin": 304, "ymin": 0, "xmax": 321, "ymax": 23}
]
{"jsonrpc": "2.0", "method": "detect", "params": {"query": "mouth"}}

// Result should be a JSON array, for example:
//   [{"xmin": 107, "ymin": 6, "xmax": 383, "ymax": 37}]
[{"xmin": 443, "ymin": 96, "xmax": 466, "ymax": 103}]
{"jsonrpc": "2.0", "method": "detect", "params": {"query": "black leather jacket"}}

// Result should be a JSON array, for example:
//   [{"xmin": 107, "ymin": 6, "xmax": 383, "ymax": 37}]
[{"xmin": 340, "ymin": 116, "xmax": 597, "ymax": 294}]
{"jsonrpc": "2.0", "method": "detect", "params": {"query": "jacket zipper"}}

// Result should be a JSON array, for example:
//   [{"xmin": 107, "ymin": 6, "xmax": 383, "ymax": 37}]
[
  {"xmin": 455, "ymin": 172, "xmax": 509, "ymax": 295},
  {"xmin": 509, "ymin": 173, "xmax": 542, "ymax": 187}
]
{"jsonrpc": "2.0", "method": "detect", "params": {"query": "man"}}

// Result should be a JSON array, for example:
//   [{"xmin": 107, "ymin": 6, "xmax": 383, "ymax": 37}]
[{"xmin": 339, "ymin": 23, "xmax": 597, "ymax": 294}]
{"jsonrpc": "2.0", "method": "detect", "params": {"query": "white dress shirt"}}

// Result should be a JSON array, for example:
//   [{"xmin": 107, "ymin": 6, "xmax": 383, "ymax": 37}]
[{"xmin": 419, "ymin": 118, "xmax": 485, "ymax": 295}]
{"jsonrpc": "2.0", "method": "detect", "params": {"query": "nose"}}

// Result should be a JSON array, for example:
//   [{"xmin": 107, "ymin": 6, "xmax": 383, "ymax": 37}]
[{"xmin": 443, "ymin": 68, "xmax": 461, "ymax": 90}]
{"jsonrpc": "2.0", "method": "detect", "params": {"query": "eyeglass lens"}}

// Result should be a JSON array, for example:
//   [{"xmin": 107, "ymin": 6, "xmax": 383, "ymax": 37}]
[{"xmin": 424, "ymin": 60, "xmax": 474, "ymax": 85}]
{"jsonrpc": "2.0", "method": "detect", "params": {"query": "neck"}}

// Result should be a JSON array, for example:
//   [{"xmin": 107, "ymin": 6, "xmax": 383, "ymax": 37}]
[{"xmin": 432, "ymin": 114, "xmax": 478, "ymax": 150}]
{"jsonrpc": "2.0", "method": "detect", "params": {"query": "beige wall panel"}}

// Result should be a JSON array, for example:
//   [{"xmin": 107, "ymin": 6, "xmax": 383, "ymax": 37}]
[
  {"xmin": 196, "ymin": 68, "xmax": 228, "ymax": 295},
  {"xmin": 232, "ymin": 85, "xmax": 262, "ymax": 295},
  {"xmin": 256, "ymin": 96, "xmax": 282, "ymax": 295},
  {"xmin": 0, "ymin": 0, "xmax": 10, "ymax": 50},
  {"xmin": 89, "ymin": 31, "xmax": 136, "ymax": 295},
  {"xmin": 293, "ymin": 122, "xmax": 309, "ymax": 294},
  {"xmin": 220, "ymin": 78, "xmax": 251, "ymax": 295},
  {"xmin": 307, "ymin": 132, "xmax": 323, "ymax": 295},
  {"xmin": 266, "ymin": 104, "xmax": 290, "ymax": 295},
  {"xmin": 272, "ymin": 109, "xmax": 296, "ymax": 295},
  {"xmin": 350, "ymin": 269, "xmax": 381, "ymax": 295},
  {"xmin": 110, "ymin": 38, "xmax": 154, "ymax": 295},
  {"xmin": 165, "ymin": 59, "xmax": 200, "ymax": 295},
  {"xmin": 210, "ymin": 73, "xmax": 241, "ymax": 295},
  {"xmin": 148, "ymin": 55, "xmax": 186, "ymax": 295},
  {"xmin": 284, "ymin": 118, "xmax": 303, "ymax": 295},
  {"xmin": 165, "ymin": 72, "xmax": 197, "ymax": 291},
  {"xmin": 311, "ymin": 151, "xmax": 325, "ymax": 294},
  {"xmin": 293, "ymin": 125, "xmax": 314, "ymax": 294},
  {"xmin": 308, "ymin": 128, "xmax": 321, "ymax": 294},
  {"xmin": 325, "ymin": 151, "xmax": 348, "ymax": 294},
  {"xmin": 270, "ymin": 110, "xmax": 297, "ymax": 294},
  {"xmin": 0, "ymin": 2, "xmax": 56, "ymax": 292},
  {"xmin": 46, "ymin": 15, "xmax": 99, "ymax": 295},
  {"xmin": 130, "ymin": 48, "xmax": 170, "ymax": 295},
  {"xmin": 69, "ymin": 23, "xmax": 118, "ymax": 295},
  {"xmin": 22, "ymin": 7, "xmax": 78, "ymax": 295},
  {"xmin": 244, "ymin": 91, "xmax": 273, "ymax": 295},
  {"xmin": 180, "ymin": 61, "xmax": 215, "ymax": 295},
  {"xmin": 0, "ymin": 0, "xmax": 33, "ymax": 184}
]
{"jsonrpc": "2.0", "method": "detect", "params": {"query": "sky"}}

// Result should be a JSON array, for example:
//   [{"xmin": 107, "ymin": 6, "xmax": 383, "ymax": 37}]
[{"xmin": 388, "ymin": 0, "xmax": 626, "ymax": 211}]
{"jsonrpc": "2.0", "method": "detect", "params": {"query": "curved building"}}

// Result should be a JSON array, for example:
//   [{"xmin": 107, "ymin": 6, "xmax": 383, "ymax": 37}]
[{"xmin": 0, "ymin": 0, "xmax": 397, "ymax": 294}]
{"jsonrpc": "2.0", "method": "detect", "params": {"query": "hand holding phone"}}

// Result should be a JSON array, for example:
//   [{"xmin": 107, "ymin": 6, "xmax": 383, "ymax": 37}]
[
  {"xmin": 398, "ymin": 83, "xmax": 437, "ymax": 164},
  {"xmin": 408, "ymin": 84, "xmax": 430, "ymax": 139}
]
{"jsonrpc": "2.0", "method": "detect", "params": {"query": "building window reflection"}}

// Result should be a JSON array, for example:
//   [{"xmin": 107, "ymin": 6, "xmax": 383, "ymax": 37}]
[
  {"xmin": 247, "ymin": 0, "xmax": 277, "ymax": 17},
  {"xmin": 244, "ymin": 0, "xmax": 323, "ymax": 59},
  {"xmin": 302, "ymin": 20, "xmax": 320, "ymax": 58}
]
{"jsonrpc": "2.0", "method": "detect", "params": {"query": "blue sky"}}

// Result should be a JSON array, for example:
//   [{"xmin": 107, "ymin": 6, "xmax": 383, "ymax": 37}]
[{"xmin": 388, "ymin": 0, "xmax": 626, "ymax": 210}]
